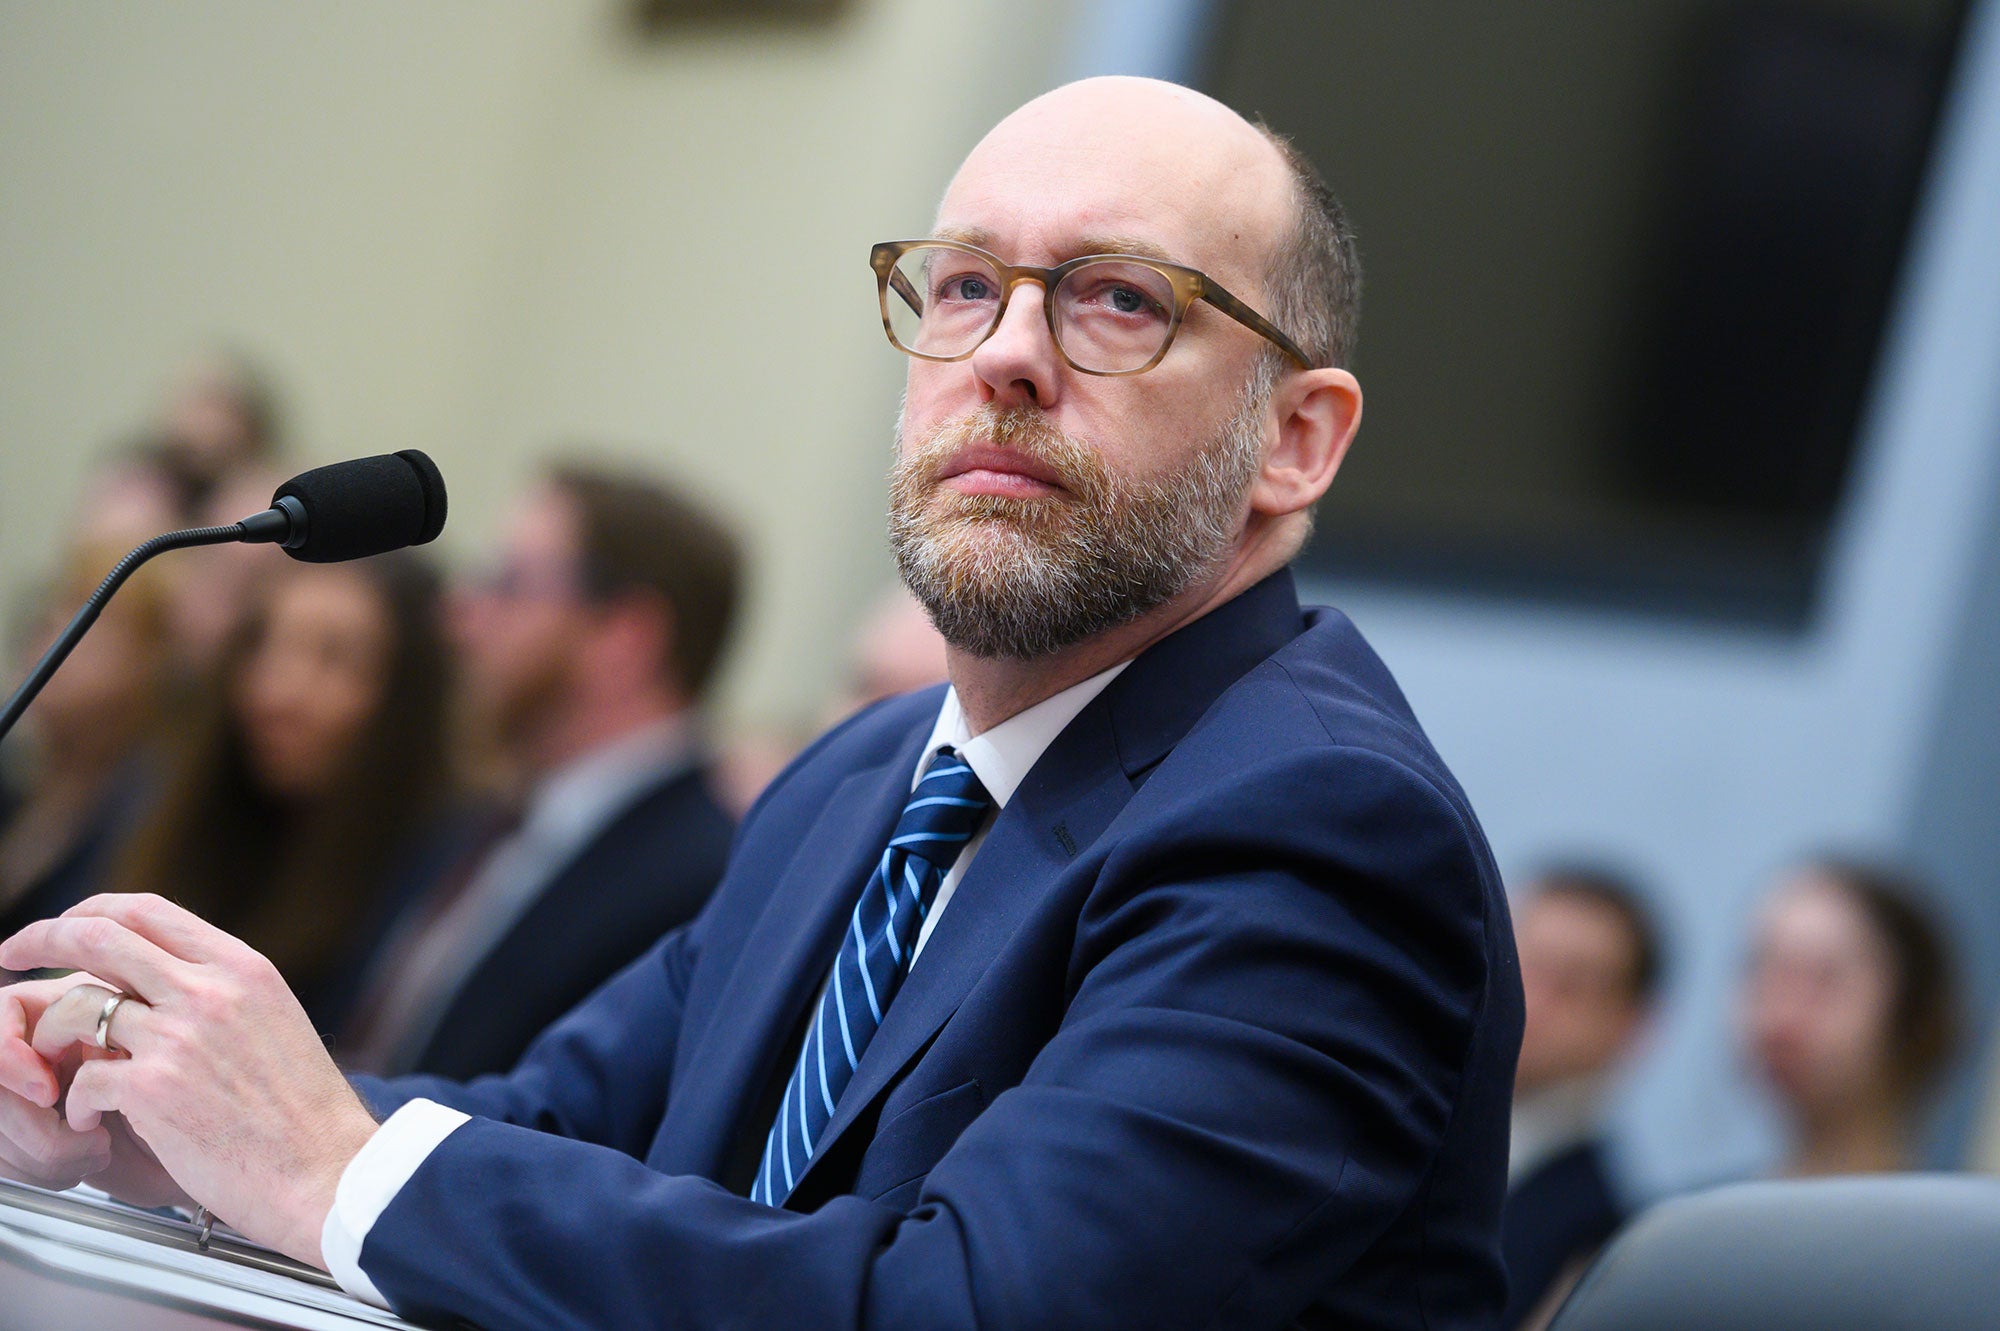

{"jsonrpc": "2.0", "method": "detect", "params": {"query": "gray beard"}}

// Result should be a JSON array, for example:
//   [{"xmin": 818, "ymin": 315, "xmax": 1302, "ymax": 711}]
[{"xmin": 887, "ymin": 379, "xmax": 1269, "ymax": 660}]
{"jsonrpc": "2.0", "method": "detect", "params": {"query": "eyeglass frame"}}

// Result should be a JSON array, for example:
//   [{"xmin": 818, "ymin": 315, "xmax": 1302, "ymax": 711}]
[{"xmin": 870, "ymin": 238, "xmax": 1316, "ymax": 377}]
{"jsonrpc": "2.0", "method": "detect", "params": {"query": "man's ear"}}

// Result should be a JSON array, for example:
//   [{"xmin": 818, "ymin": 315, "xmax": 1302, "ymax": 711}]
[
  {"xmin": 584, "ymin": 590, "xmax": 681, "ymax": 704},
  {"xmin": 1248, "ymin": 366, "xmax": 1362, "ymax": 519}
]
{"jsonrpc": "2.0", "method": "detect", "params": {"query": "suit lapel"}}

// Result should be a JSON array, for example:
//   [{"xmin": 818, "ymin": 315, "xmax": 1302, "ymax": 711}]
[
  {"xmin": 1102, "ymin": 568, "xmax": 1304, "ymax": 780},
  {"xmin": 790, "ymin": 698, "xmax": 1133, "ymax": 1194},
  {"xmin": 650, "ymin": 737, "xmax": 925, "ymax": 1173}
]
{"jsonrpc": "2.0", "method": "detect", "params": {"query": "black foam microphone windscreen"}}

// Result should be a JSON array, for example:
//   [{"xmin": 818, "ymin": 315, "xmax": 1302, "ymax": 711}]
[{"xmin": 271, "ymin": 450, "xmax": 449, "ymax": 563}]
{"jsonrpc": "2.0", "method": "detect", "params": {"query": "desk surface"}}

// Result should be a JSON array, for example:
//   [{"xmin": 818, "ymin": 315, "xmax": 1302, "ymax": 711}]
[{"xmin": 0, "ymin": 1181, "xmax": 419, "ymax": 1330}]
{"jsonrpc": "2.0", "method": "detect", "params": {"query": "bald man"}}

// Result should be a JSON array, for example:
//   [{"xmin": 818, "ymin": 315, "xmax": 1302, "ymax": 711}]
[{"xmin": 0, "ymin": 79, "xmax": 1521, "ymax": 1330}]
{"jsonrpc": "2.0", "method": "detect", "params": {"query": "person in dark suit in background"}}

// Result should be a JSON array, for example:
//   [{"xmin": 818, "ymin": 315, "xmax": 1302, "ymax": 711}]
[
  {"xmin": 335, "ymin": 462, "xmax": 742, "ymax": 1079},
  {"xmin": 1, "ymin": 78, "xmax": 1521, "ymax": 1331},
  {"xmin": 1502, "ymin": 868, "xmax": 1663, "ymax": 1329}
]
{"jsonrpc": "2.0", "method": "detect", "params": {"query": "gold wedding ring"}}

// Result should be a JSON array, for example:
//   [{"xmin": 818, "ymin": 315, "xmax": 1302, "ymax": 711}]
[{"xmin": 92, "ymin": 990, "xmax": 131, "ymax": 1054}]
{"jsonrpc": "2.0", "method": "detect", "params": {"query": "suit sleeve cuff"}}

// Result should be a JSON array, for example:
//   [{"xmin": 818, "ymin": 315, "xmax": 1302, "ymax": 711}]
[{"xmin": 320, "ymin": 1097, "xmax": 470, "ymax": 1308}]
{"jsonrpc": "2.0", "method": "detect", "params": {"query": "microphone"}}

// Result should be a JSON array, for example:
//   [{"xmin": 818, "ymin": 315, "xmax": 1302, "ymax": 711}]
[
  {"xmin": 241, "ymin": 449, "xmax": 449, "ymax": 562},
  {"xmin": 0, "ymin": 451, "xmax": 448, "ymax": 743}
]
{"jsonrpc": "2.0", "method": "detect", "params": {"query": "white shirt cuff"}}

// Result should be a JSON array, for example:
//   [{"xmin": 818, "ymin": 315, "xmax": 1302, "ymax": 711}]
[{"xmin": 320, "ymin": 1098, "xmax": 470, "ymax": 1308}]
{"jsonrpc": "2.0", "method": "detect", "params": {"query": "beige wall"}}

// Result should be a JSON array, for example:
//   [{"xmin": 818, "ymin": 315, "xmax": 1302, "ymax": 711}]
[{"xmin": 0, "ymin": 0, "xmax": 1068, "ymax": 728}]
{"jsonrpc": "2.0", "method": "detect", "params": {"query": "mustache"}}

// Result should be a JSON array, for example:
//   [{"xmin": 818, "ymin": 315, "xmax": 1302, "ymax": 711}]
[{"xmin": 899, "ymin": 405, "xmax": 1109, "ymax": 502}]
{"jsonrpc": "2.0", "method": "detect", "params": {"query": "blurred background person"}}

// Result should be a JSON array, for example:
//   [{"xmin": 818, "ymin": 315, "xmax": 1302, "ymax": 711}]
[
  {"xmin": 838, "ymin": 584, "xmax": 949, "ymax": 715},
  {"xmin": 1968, "ymin": 977, "xmax": 2000, "ymax": 1173},
  {"xmin": 110, "ymin": 348, "xmax": 283, "ymax": 529},
  {"xmin": 1742, "ymin": 856, "xmax": 1961, "ymax": 1177},
  {"xmin": 714, "ymin": 584, "xmax": 948, "ymax": 816},
  {"xmin": 161, "ymin": 462, "xmax": 293, "ymax": 678},
  {"xmin": 75, "ymin": 349, "xmax": 288, "ymax": 677},
  {"xmin": 336, "ymin": 460, "xmax": 741, "ymax": 1080},
  {"xmin": 1503, "ymin": 866, "xmax": 1663, "ymax": 1330},
  {"xmin": 0, "ymin": 543, "xmax": 174, "ymax": 950},
  {"xmin": 104, "ymin": 551, "xmax": 453, "ymax": 1026}
]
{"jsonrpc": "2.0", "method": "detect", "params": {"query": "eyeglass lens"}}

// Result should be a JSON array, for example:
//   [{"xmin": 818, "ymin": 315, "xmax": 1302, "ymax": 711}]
[{"xmin": 884, "ymin": 245, "xmax": 1178, "ymax": 373}]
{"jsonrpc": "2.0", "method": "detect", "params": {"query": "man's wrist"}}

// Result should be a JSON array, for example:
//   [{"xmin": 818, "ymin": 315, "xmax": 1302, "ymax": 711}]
[
  {"xmin": 284, "ymin": 1096, "xmax": 380, "ymax": 1268},
  {"xmin": 319, "ymin": 1097, "xmax": 471, "ymax": 1306}
]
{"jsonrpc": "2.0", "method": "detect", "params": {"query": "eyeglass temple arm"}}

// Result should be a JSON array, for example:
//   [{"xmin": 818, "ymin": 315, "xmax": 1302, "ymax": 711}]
[
  {"xmin": 1199, "ymin": 281, "xmax": 1315, "ymax": 370},
  {"xmin": 888, "ymin": 267, "xmax": 924, "ymax": 318}
]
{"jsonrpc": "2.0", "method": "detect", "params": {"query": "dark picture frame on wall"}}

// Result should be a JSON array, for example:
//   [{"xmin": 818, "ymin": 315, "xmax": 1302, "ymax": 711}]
[{"xmin": 632, "ymin": 0, "xmax": 851, "ymax": 37}]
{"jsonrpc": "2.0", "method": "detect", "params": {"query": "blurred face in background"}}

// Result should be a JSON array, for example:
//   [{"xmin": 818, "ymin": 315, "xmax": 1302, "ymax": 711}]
[
  {"xmin": 232, "ymin": 566, "xmax": 394, "ymax": 802},
  {"xmin": 165, "ymin": 467, "xmax": 286, "ymax": 675},
  {"xmin": 161, "ymin": 355, "xmax": 270, "ymax": 484},
  {"xmin": 30, "ymin": 600, "xmax": 158, "ymax": 759},
  {"xmin": 1743, "ymin": 871, "xmax": 1899, "ymax": 1121},
  {"xmin": 841, "ymin": 589, "xmax": 949, "ymax": 716},
  {"xmin": 1514, "ymin": 888, "xmax": 1649, "ymax": 1095},
  {"xmin": 450, "ymin": 487, "xmax": 590, "ymax": 760},
  {"xmin": 22, "ymin": 548, "xmax": 168, "ymax": 756}
]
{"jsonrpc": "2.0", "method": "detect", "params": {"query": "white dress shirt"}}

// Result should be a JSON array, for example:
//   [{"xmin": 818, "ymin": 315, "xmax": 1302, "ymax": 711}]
[
  {"xmin": 1507, "ymin": 1075, "xmax": 1610, "ymax": 1185},
  {"xmin": 323, "ymin": 664, "xmax": 1126, "ymax": 1304}
]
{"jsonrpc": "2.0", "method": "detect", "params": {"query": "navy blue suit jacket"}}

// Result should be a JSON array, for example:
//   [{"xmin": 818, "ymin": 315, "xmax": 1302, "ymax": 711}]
[{"xmin": 354, "ymin": 570, "xmax": 1523, "ymax": 1330}]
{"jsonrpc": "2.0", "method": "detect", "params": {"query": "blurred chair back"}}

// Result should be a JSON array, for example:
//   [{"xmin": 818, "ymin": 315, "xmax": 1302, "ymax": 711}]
[{"xmin": 1546, "ymin": 1175, "xmax": 2000, "ymax": 1331}]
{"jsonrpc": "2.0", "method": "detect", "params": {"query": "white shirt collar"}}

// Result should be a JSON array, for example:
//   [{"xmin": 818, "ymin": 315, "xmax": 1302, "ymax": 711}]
[
  {"xmin": 1508, "ymin": 1074, "xmax": 1609, "ymax": 1184},
  {"xmin": 914, "ymin": 661, "xmax": 1131, "ymax": 805},
  {"xmin": 526, "ymin": 714, "xmax": 695, "ymax": 847}
]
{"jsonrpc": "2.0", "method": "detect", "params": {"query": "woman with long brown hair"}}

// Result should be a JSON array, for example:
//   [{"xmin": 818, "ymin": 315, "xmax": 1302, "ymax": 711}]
[
  {"xmin": 1741, "ymin": 856, "xmax": 1961, "ymax": 1176},
  {"xmin": 108, "ymin": 552, "xmax": 453, "ymax": 1023},
  {"xmin": 0, "ymin": 541, "xmax": 174, "ymax": 943}
]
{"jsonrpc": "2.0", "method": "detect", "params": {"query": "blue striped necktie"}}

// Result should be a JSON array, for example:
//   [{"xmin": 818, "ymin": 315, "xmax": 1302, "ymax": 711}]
[{"xmin": 752, "ymin": 746, "xmax": 994, "ymax": 1206}]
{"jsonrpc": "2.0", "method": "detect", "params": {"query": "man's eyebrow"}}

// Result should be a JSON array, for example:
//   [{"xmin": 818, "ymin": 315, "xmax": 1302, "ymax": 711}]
[
  {"xmin": 1071, "ymin": 234, "xmax": 1178, "ymax": 264},
  {"xmin": 933, "ymin": 224, "xmax": 995, "ymax": 248},
  {"xmin": 928, "ymin": 226, "xmax": 1180, "ymax": 266}
]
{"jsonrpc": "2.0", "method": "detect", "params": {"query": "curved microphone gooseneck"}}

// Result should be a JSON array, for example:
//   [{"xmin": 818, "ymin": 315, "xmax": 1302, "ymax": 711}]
[
  {"xmin": 0, "ymin": 523, "xmax": 257, "ymax": 741},
  {"xmin": 0, "ymin": 450, "xmax": 446, "ymax": 745}
]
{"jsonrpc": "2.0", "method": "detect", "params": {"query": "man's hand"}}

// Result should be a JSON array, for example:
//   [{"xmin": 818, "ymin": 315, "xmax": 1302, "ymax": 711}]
[
  {"xmin": 0, "ymin": 975, "xmax": 118, "ymax": 1189},
  {"xmin": 0, "ymin": 894, "xmax": 380, "ymax": 1267},
  {"xmin": 0, "ymin": 973, "xmax": 195, "ymax": 1209}
]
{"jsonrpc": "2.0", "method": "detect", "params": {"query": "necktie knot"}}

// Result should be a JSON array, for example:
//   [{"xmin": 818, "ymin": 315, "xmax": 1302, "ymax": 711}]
[{"xmin": 890, "ymin": 748, "xmax": 994, "ymax": 878}]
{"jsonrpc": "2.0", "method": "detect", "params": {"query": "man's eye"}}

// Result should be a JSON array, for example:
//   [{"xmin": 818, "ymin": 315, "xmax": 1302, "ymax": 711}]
[
  {"xmin": 1073, "ymin": 279, "xmax": 1165, "ymax": 319},
  {"xmin": 1108, "ymin": 285, "xmax": 1148, "ymax": 314},
  {"xmin": 938, "ymin": 275, "xmax": 996, "ymax": 303}
]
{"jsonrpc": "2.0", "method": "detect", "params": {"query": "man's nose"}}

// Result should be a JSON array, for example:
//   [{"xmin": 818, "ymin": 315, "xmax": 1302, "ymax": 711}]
[{"xmin": 968, "ymin": 281, "xmax": 1063, "ymax": 408}]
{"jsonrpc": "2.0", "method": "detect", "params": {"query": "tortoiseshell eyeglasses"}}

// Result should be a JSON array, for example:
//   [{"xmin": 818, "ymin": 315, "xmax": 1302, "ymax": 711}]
[{"xmin": 870, "ymin": 238, "xmax": 1315, "ymax": 377}]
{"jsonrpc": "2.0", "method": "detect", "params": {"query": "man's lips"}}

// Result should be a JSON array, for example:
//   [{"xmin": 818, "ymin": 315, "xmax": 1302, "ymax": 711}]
[{"xmin": 934, "ymin": 445, "xmax": 1069, "ymax": 499}]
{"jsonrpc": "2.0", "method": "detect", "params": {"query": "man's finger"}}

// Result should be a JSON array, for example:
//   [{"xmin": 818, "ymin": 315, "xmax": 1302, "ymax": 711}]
[
  {"xmin": 65, "ymin": 1058, "xmax": 131, "ymax": 1134},
  {"xmin": 0, "ymin": 1089, "xmax": 111, "ymax": 1185},
  {"xmin": 0, "ymin": 1037, "xmax": 57, "ymax": 1108},
  {"xmin": 30, "ymin": 985, "xmax": 155, "ymax": 1065},
  {"xmin": 0, "ymin": 915, "xmax": 184, "ymax": 999},
  {"xmin": 59, "ymin": 894, "xmax": 236, "ymax": 967},
  {"xmin": 0, "ymin": 995, "xmax": 58, "ymax": 1108},
  {"xmin": 0, "ymin": 975, "xmax": 83, "ymax": 1034},
  {"xmin": 0, "ymin": 1135, "xmax": 96, "ymax": 1191}
]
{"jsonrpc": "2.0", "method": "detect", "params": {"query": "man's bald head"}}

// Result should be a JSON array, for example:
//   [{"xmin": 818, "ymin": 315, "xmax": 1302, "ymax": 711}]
[
  {"xmin": 947, "ymin": 77, "xmax": 1359, "ymax": 369},
  {"xmin": 963, "ymin": 77, "xmax": 1289, "ymax": 205}
]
